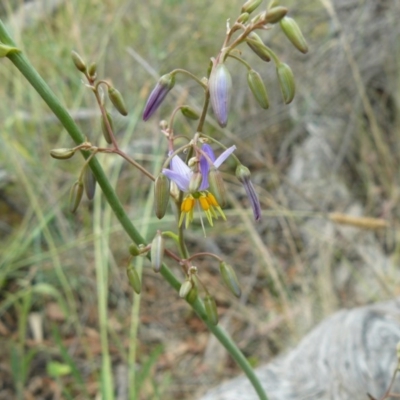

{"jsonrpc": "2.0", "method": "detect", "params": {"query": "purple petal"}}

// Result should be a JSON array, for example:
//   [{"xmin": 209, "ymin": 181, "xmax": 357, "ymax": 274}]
[
  {"xmin": 242, "ymin": 178, "xmax": 261, "ymax": 221},
  {"xmin": 214, "ymin": 145, "xmax": 236, "ymax": 169},
  {"xmin": 199, "ymin": 144, "xmax": 216, "ymax": 191},
  {"xmin": 143, "ymin": 74, "xmax": 175, "ymax": 121},
  {"xmin": 162, "ymin": 167, "xmax": 190, "ymax": 192}
]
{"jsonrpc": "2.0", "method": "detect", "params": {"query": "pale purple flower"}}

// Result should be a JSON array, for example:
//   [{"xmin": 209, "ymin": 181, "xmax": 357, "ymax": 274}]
[{"xmin": 162, "ymin": 144, "xmax": 236, "ymax": 192}]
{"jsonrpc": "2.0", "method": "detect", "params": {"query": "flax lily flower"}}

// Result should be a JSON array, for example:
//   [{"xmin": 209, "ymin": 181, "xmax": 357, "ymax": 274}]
[{"xmin": 162, "ymin": 144, "xmax": 236, "ymax": 228}]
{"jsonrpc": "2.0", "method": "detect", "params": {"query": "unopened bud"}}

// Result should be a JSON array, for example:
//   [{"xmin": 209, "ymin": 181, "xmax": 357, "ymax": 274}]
[
  {"xmin": 129, "ymin": 243, "xmax": 140, "ymax": 256},
  {"xmin": 100, "ymin": 112, "xmax": 114, "ymax": 144},
  {"xmin": 209, "ymin": 62, "xmax": 232, "ymax": 128},
  {"xmin": 143, "ymin": 73, "xmax": 175, "ymax": 121},
  {"xmin": 69, "ymin": 181, "xmax": 84, "ymax": 213},
  {"xmin": 267, "ymin": 0, "xmax": 280, "ymax": 8},
  {"xmin": 50, "ymin": 148, "xmax": 75, "ymax": 160},
  {"xmin": 88, "ymin": 62, "xmax": 97, "ymax": 79},
  {"xmin": 204, "ymin": 295, "xmax": 218, "ymax": 326},
  {"xmin": 181, "ymin": 106, "xmax": 200, "ymax": 120},
  {"xmin": 127, "ymin": 263, "xmax": 141, "ymax": 294},
  {"xmin": 247, "ymin": 69, "xmax": 269, "ymax": 109},
  {"xmin": 219, "ymin": 262, "xmax": 241, "ymax": 297},
  {"xmin": 277, "ymin": 62, "xmax": 296, "ymax": 104},
  {"xmin": 189, "ymin": 171, "xmax": 203, "ymax": 193},
  {"xmin": 279, "ymin": 16, "xmax": 308, "ymax": 54},
  {"xmin": 154, "ymin": 174, "xmax": 170, "ymax": 219},
  {"xmin": 71, "ymin": 51, "xmax": 86, "ymax": 73},
  {"xmin": 241, "ymin": 0, "xmax": 262, "ymax": 14},
  {"xmin": 237, "ymin": 12, "xmax": 250, "ymax": 23},
  {"xmin": 83, "ymin": 167, "xmax": 96, "ymax": 200},
  {"xmin": 151, "ymin": 231, "xmax": 165, "ymax": 273},
  {"xmin": 108, "ymin": 87, "xmax": 128, "ymax": 116},
  {"xmin": 208, "ymin": 167, "xmax": 227, "ymax": 208},
  {"xmin": 264, "ymin": 6, "xmax": 288, "ymax": 23},
  {"xmin": 179, "ymin": 280, "xmax": 193, "ymax": 298},
  {"xmin": 186, "ymin": 284, "xmax": 198, "ymax": 304},
  {"xmin": 246, "ymin": 33, "xmax": 271, "ymax": 62}
]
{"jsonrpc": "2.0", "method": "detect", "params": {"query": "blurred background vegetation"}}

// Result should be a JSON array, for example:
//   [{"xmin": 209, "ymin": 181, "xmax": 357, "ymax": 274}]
[{"xmin": 0, "ymin": 0, "xmax": 400, "ymax": 399}]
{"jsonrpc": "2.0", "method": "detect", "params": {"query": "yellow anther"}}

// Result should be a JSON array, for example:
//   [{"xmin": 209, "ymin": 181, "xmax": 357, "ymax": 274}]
[
  {"xmin": 181, "ymin": 196, "xmax": 195, "ymax": 212},
  {"xmin": 199, "ymin": 195, "xmax": 210, "ymax": 211},
  {"xmin": 206, "ymin": 192, "xmax": 219, "ymax": 207}
]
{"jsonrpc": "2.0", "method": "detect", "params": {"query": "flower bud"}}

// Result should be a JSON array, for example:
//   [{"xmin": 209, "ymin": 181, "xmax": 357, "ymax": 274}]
[
  {"xmin": 71, "ymin": 51, "xmax": 86, "ymax": 73},
  {"xmin": 241, "ymin": 0, "xmax": 262, "ymax": 14},
  {"xmin": 179, "ymin": 280, "xmax": 193, "ymax": 298},
  {"xmin": 189, "ymin": 171, "xmax": 203, "ymax": 193},
  {"xmin": 181, "ymin": 106, "xmax": 200, "ymax": 120},
  {"xmin": 143, "ymin": 73, "xmax": 175, "ymax": 121},
  {"xmin": 186, "ymin": 284, "xmax": 198, "ymax": 304},
  {"xmin": 151, "ymin": 231, "xmax": 165, "ymax": 273},
  {"xmin": 247, "ymin": 69, "xmax": 269, "ymax": 109},
  {"xmin": 264, "ymin": 6, "xmax": 288, "ymax": 24},
  {"xmin": 100, "ymin": 112, "xmax": 113, "ymax": 144},
  {"xmin": 237, "ymin": 12, "xmax": 250, "ymax": 23},
  {"xmin": 50, "ymin": 148, "xmax": 75, "ymax": 160},
  {"xmin": 246, "ymin": 33, "xmax": 271, "ymax": 62},
  {"xmin": 129, "ymin": 243, "xmax": 140, "ymax": 256},
  {"xmin": 277, "ymin": 62, "xmax": 296, "ymax": 104},
  {"xmin": 279, "ymin": 16, "xmax": 308, "ymax": 54},
  {"xmin": 88, "ymin": 62, "xmax": 97, "ymax": 79},
  {"xmin": 236, "ymin": 165, "xmax": 261, "ymax": 221},
  {"xmin": 204, "ymin": 295, "xmax": 218, "ymax": 326},
  {"xmin": 208, "ymin": 167, "xmax": 227, "ymax": 208},
  {"xmin": 69, "ymin": 181, "xmax": 84, "ymax": 213},
  {"xmin": 108, "ymin": 87, "xmax": 128, "ymax": 116},
  {"xmin": 127, "ymin": 264, "xmax": 141, "ymax": 294},
  {"xmin": 83, "ymin": 167, "xmax": 96, "ymax": 200},
  {"xmin": 267, "ymin": 0, "xmax": 280, "ymax": 8},
  {"xmin": 209, "ymin": 62, "xmax": 232, "ymax": 128},
  {"xmin": 154, "ymin": 174, "xmax": 170, "ymax": 219},
  {"xmin": 219, "ymin": 262, "xmax": 241, "ymax": 297}
]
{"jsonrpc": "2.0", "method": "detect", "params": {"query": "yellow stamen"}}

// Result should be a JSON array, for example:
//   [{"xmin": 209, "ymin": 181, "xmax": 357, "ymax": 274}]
[
  {"xmin": 206, "ymin": 192, "xmax": 219, "ymax": 207},
  {"xmin": 181, "ymin": 196, "xmax": 195, "ymax": 212},
  {"xmin": 199, "ymin": 195, "xmax": 210, "ymax": 211}
]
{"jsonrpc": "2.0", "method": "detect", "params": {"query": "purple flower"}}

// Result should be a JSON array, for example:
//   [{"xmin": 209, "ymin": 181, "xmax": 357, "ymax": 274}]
[
  {"xmin": 236, "ymin": 165, "xmax": 261, "ymax": 221},
  {"xmin": 162, "ymin": 144, "xmax": 236, "ymax": 193},
  {"xmin": 143, "ymin": 73, "xmax": 175, "ymax": 121}
]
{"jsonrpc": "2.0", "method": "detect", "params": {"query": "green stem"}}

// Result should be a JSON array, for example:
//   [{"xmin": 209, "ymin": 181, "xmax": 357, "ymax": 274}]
[{"xmin": 0, "ymin": 19, "xmax": 268, "ymax": 400}]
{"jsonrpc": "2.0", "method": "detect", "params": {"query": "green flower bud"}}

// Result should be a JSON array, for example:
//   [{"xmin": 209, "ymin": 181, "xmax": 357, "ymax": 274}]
[
  {"xmin": 69, "ymin": 181, "xmax": 84, "ymax": 213},
  {"xmin": 100, "ymin": 112, "xmax": 113, "ymax": 144},
  {"xmin": 247, "ymin": 69, "xmax": 269, "ymax": 109},
  {"xmin": 241, "ymin": 0, "xmax": 262, "ymax": 14},
  {"xmin": 246, "ymin": 33, "xmax": 271, "ymax": 62},
  {"xmin": 129, "ymin": 243, "xmax": 140, "ymax": 256},
  {"xmin": 154, "ymin": 174, "xmax": 170, "ymax": 219},
  {"xmin": 71, "ymin": 51, "xmax": 86, "ymax": 73},
  {"xmin": 179, "ymin": 280, "xmax": 193, "ymax": 298},
  {"xmin": 204, "ymin": 295, "xmax": 218, "ymax": 326},
  {"xmin": 151, "ymin": 231, "xmax": 165, "ymax": 273},
  {"xmin": 237, "ymin": 12, "xmax": 250, "ymax": 23},
  {"xmin": 88, "ymin": 62, "xmax": 97, "ymax": 79},
  {"xmin": 50, "ymin": 148, "xmax": 75, "ymax": 160},
  {"xmin": 277, "ymin": 62, "xmax": 296, "ymax": 104},
  {"xmin": 268, "ymin": 0, "xmax": 280, "ymax": 8},
  {"xmin": 279, "ymin": 16, "xmax": 308, "ymax": 54},
  {"xmin": 219, "ymin": 262, "xmax": 241, "ymax": 297},
  {"xmin": 108, "ymin": 87, "xmax": 128, "ymax": 116},
  {"xmin": 189, "ymin": 171, "xmax": 203, "ymax": 193},
  {"xmin": 127, "ymin": 264, "xmax": 141, "ymax": 294},
  {"xmin": 181, "ymin": 106, "xmax": 200, "ymax": 120},
  {"xmin": 264, "ymin": 6, "xmax": 288, "ymax": 23},
  {"xmin": 0, "ymin": 43, "xmax": 20, "ymax": 58},
  {"xmin": 83, "ymin": 167, "xmax": 96, "ymax": 200},
  {"xmin": 186, "ymin": 284, "xmax": 198, "ymax": 304},
  {"xmin": 208, "ymin": 167, "xmax": 227, "ymax": 208}
]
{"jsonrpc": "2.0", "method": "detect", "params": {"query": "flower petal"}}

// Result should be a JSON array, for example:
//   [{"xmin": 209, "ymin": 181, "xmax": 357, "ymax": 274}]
[
  {"xmin": 199, "ymin": 144, "xmax": 216, "ymax": 191},
  {"xmin": 214, "ymin": 145, "xmax": 236, "ymax": 169},
  {"xmin": 242, "ymin": 178, "xmax": 261, "ymax": 221},
  {"xmin": 162, "ymin": 168, "xmax": 189, "ymax": 192}
]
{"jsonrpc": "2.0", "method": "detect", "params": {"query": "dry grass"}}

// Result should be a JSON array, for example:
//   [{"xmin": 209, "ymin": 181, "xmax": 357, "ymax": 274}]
[{"xmin": 1, "ymin": 0, "xmax": 400, "ymax": 399}]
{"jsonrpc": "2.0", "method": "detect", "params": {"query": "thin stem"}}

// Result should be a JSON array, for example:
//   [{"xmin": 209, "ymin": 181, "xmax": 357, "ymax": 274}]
[
  {"xmin": 170, "ymin": 68, "xmax": 207, "ymax": 89},
  {"xmin": 0, "ymin": 19, "xmax": 269, "ymax": 400}
]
